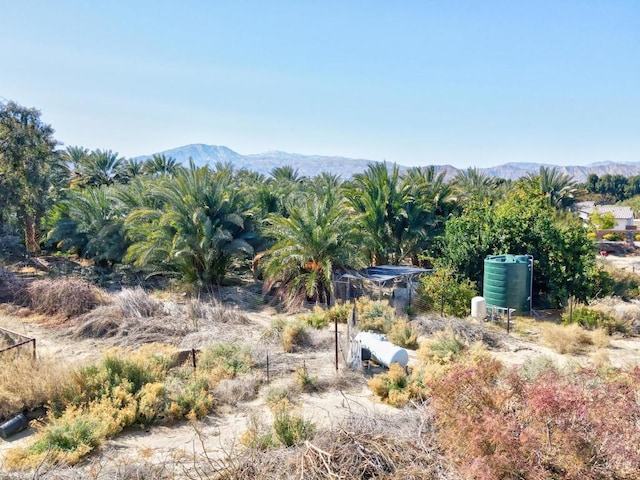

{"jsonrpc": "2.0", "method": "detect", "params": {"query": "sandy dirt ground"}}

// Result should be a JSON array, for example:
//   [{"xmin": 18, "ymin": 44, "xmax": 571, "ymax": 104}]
[
  {"xmin": 2, "ymin": 253, "xmax": 640, "ymax": 475},
  {"xmin": 0, "ymin": 309, "xmax": 396, "ymax": 472},
  {"xmin": 599, "ymin": 251, "xmax": 640, "ymax": 272}
]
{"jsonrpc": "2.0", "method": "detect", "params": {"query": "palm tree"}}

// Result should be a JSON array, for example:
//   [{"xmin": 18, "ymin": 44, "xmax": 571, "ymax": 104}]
[
  {"xmin": 402, "ymin": 166, "xmax": 456, "ymax": 264},
  {"xmin": 61, "ymin": 146, "xmax": 90, "ymax": 170},
  {"xmin": 124, "ymin": 162, "xmax": 255, "ymax": 287},
  {"xmin": 451, "ymin": 167, "xmax": 496, "ymax": 203},
  {"xmin": 265, "ymin": 165, "xmax": 307, "ymax": 218},
  {"xmin": 46, "ymin": 186, "xmax": 128, "ymax": 266},
  {"xmin": 143, "ymin": 154, "xmax": 182, "ymax": 176},
  {"xmin": 74, "ymin": 149, "xmax": 125, "ymax": 187},
  {"xmin": 119, "ymin": 158, "xmax": 146, "ymax": 182},
  {"xmin": 345, "ymin": 162, "xmax": 408, "ymax": 265},
  {"xmin": 522, "ymin": 166, "xmax": 579, "ymax": 211},
  {"xmin": 269, "ymin": 165, "xmax": 304, "ymax": 184},
  {"xmin": 260, "ymin": 189, "xmax": 364, "ymax": 308},
  {"xmin": 309, "ymin": 172, "xmax": 343, "ymax": 198}
]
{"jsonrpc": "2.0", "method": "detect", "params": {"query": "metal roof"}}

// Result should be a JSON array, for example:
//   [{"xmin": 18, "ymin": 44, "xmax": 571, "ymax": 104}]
[
  {"xmin": 577, "ymin": 203, "xmax": 634, "ymax": 219},
  {"xmin": 339, "ymin": 265, "xmax": 431, "ymax": 283}
]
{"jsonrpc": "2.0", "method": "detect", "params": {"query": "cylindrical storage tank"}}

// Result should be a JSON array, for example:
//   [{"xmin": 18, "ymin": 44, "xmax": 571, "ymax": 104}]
[
  {"xmin": 0, "ymin": 413, "xmax": 28, "ymax": 439},
  {"xmin": 483, "ymin": 255, "xmax": 532, "ymax": 315},
  {"xmin": 471, "ymin": 296, "xmax": 487, "ymax": 319},
  {"xmin": 354, "ymin": 332, "xmax": 409, "ymax": 368}
]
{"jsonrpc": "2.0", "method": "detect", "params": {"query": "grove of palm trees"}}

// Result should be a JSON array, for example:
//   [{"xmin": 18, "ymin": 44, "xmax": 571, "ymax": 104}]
[
  {"xmin": 0, "ymin": 100, "xmax": 618, "ymax": 307},
  {"xmin": 3, "ymin": 99, "xmax": 640, "ymax": 479}
]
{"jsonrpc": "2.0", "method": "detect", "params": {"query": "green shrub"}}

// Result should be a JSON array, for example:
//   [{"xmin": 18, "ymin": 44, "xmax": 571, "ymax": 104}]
[
  {"xmin": 267, "ymin": 318, "xmax": 312, "ymax": 352},
  {"xmin": 356, "ymin": 297, "xmax": 396, "ymax": 333},
  {"xmin": 9, "ymin": 407, "xmax": 105, "ymax": 467},
  {"xmin": 300, "ymin": 306, "xmax": 329, "ymax": 328},
  {"xmin": 387, "ymin": 319, "xmax": 419, "ymax": 350},
  {"xmin": 418, "ymin": 329, "xmax": 466, "ymax": 365},
  {"xmin": 272, "ymin": 402, "xmax": 316, "ymax": 447},
  {"xmin": 165, "ymin": 374, "xmax": 213, "ymax": 420},
  {"xmin": 404, "ymin": 305, "xmax": 417, "ymax": 319},
  {"xmin": 368, "ymin": 363, "xmax": 412, "ymax": 407},
  {"xmin": 198, "ymin": 342, "xmax": 253, "ymax": 377},
  {"xmin": 5, "ymin": 343, "xmax": 216, "ymax": 468},
  {"xmin": 69, "ymin": 344, "xmax": 175, "ymax": 406},
  {"xmin": 240, "ymin": 414, "xmax": 277, "ymax": 450},
  {"xmin": 326, "ymin": 301, "xmax": 352, "ymax": 324},
  {"xmin": 603, "ymin": 232, "xmax": 624, "ymax": 241},
  {"xmin": 264, "ymin": 385, "xmax": 294, "ymax": 406},
  {"xmin": 296, "ymin": 364, "xmax": 318, "ymax": 391},
  {"xmin": 606, "ymin": 266, "xmax": 640, "ymax": 300},
  {"xmin": 562, "ymin": 305, "xmax": 627, "ymax": 334},
  {"xmin": 418, "ymin": 268, "xmax": 477, "ymax": 318}
]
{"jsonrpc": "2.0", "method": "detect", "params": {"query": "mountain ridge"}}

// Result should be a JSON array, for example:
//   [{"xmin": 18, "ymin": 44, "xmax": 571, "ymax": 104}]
[{"xmin": 134, "ymin": 144, "xmax": 640, "ymax": 182}]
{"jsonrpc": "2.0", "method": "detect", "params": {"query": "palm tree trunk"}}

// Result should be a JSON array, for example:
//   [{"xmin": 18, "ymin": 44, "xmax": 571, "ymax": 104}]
[{"xmin": 24, "ymin": 214, "xmax": 41, "ymax": 255}]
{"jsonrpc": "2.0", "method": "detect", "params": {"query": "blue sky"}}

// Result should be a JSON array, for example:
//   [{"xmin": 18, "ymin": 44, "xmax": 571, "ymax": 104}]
[{"xmin": 1, "ymin": 1, "xmax": 639, "ymax": 168}]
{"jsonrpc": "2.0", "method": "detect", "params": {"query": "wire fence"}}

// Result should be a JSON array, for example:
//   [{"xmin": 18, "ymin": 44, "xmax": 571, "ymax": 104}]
[
  {"xmin": 181, "ymin": 335, "xmax": 352, "ymax": 383},
  {"xmin": 0, "ymin": 326, "xmax": 36, "ymax": 358}
]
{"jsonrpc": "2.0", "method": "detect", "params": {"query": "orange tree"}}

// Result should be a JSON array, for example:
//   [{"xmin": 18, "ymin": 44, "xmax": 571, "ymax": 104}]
[{"xmin": 435, "ymin": 186, "xmax": 611, "ymax": 308}]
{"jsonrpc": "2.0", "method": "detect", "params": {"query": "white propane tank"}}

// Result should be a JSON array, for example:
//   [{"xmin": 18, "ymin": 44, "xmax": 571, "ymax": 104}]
[
  {"xmin": 471, "ymin": 296, "xmax": 487, "ymax": 319},
  {"xmin": 354, "ymin": 332, "xmax": 409, "ymax": 368}
]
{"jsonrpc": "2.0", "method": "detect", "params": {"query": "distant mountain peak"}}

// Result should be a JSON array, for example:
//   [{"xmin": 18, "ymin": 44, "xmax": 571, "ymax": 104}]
[{"xmin": 134, "ymin": 144, "xmax": 640, "ymax": 182}]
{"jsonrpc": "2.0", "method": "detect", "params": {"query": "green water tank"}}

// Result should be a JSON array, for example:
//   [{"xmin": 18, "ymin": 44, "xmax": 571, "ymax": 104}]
[{"xmin": 483, "ymin": 255, "xmax": 532, "ymax": 315}]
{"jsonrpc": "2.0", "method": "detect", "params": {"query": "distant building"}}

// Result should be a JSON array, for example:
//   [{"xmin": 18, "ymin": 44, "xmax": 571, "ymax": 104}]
[{"xmin": 576, "ymin": 202, "xmax": 634, "ymax": 231}]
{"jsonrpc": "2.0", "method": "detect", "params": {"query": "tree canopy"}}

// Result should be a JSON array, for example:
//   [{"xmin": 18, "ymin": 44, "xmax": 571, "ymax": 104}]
[
  {"xmin": 260, "ymin": 184, "xmax": 364, "ymax": 307},
  {"xmin": 435, "ymin": 187, "xmax": 610, "ymax": 308},
  {"xmin": 0, "ymin": 100, "xmax": 62, "ymax": 254},
  {"xmin": 0, "ymin": 99, "xmax": 620, "ymax": 307}
]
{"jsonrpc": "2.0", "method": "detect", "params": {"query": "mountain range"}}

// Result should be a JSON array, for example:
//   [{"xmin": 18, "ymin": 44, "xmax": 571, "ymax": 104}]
[{"xmin": 135, "ymin": 144, "xmax": 640, "ymax": 183}]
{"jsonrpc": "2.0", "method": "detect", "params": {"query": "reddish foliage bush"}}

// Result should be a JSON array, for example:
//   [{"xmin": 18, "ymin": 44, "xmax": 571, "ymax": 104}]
[{"xmin": 425, "ymin": 355, "xmax": 640, "ymax": 479}]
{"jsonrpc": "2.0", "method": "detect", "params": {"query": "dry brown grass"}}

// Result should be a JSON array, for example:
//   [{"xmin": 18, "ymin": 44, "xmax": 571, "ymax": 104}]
[
  {"xmin": 314, "ymin": 367, "xmax": 366, "ymax": 393},
  {"xmin": 0, "ymin": 267, "xmax": 26, "ymax": 304},
  {"xmin": 0, "ymin": 354, "xmax": 73, "ymax": 419},
  {"xmin": 0, "ymin": 456, "xmax": 182, "ymax": 479},
  {"xmin": 541, "ymin": 323, "xmax": 610, "ymax": 355},
  {"xmin": 25, "ymin": 278, "xmax": 105, "ymax": 319},
  {"xmin": 72, "ymin": 304, "xmax": 194, "ymax": 347},
  {"xmin": 179, "ymin": 298, "xmax": 249, "ymax": 327},
  {"xmin": 113, "ymin": 287, "xmax": 164, "ymax": 318},
  {"xmin": 590, "ymin": 349, "xmax": 612, "ymax": 369},
  {"xmin": 212, "ymin": 373, "xmax": 264, "ymax": 407},
  {"xmin": 0, "ymin": 408, "xmax": 455, "ymax": 479},
  {"xmin": 590, "ymin": 296, "xmax": 640, "ymax": 334},
  {"xmin": 414, "ymin": 314, "xmax": 505, "ymax": 350},
  {"xmin": 212, "ymin": 409, "xmax": 454, "ymax": 479},
  {"xmin": 70, "ymin": 295, "xmax": 254, "ymax": 349}
]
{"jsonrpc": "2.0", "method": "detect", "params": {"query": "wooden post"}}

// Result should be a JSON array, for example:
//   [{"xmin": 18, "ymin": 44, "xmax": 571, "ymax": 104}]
[
  {"xmin": 507, "ymin": 308, "xmax": 511, "ymax": 334},
  {"xmin": 191, "ymin": 348, "xmax": 197, "ymax": 369},
  {"xmin": 266, "ymin": 352, "xmax": 270, "ymax": 383},
  {"xmin": 335, "ymin": 315, "xmax": 339, "ymax": 372},
  {"xmin": 32, "ymin": 338, "xmax": 36, "ymax": 359},
  {"xmin": 569, "ymin": 296, "xmax": 573, "ymax": 323}
]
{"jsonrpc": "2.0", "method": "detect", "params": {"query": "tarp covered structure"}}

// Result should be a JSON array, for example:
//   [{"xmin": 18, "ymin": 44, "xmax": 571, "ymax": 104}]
[{"xmin": 338, "ymin": 265, "xmax": 431, "ymax": 284}]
